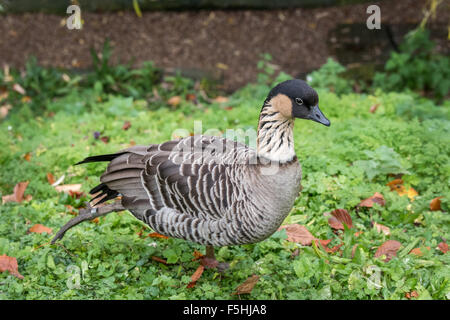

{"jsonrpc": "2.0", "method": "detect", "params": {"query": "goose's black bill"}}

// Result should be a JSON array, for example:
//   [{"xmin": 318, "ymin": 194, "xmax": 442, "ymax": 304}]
[{"xmin": 309, "ymin": 105, "xmax": 330, "ymax": 126}]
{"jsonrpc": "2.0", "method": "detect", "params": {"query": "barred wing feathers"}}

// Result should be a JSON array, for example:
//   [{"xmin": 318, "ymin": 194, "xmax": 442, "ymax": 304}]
[{"xmin": 94, "ymin": 136, "xmax": 251, "ymax": 223}]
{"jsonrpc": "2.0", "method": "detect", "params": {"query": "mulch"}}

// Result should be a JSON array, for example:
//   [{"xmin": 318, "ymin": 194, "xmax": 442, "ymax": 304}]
[{"xmin": 0, "ymin": 0, "xmax": 448, "ymax": 92}]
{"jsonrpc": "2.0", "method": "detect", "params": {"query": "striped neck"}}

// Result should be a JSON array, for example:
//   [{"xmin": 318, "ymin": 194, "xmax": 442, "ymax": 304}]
[{"xmin": 256, "ymin": 103, "xmax": 295, "ymax": 163}]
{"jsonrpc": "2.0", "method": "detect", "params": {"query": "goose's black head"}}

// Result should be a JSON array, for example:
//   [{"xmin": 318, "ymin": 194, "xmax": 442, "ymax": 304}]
[{"xmin": 265, "ymin": 79, "xmax": 330, "ymax": 126}]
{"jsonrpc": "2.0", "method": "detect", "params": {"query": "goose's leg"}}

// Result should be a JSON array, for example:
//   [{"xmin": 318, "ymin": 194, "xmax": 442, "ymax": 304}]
[
  {"xmin": 202, "ymin": 245, "xmax": 229, "ymax": 273},
  {"xmin": 205, "ymin": 245, "xmax": 216, "ymax": 260},
  {"xmin": 51, "ymin": 201, "xmax": 125, "ymax": 244}
]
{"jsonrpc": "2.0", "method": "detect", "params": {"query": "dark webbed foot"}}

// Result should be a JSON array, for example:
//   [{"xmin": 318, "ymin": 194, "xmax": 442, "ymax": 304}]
[{"xmin": 200, "ymin": 245, "xmax": 229, "ymax": 273}]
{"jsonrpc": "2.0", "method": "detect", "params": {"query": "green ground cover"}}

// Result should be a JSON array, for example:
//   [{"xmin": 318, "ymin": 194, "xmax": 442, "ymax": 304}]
[{"xmin": 0, "ymin": 48, "xmax": 449, "ymax": 299}]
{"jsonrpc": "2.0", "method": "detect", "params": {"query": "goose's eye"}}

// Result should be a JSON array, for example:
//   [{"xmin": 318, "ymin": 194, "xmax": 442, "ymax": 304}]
[{"xmin": 295, "ymin": 98, "xmax": 303, "ymax": 105}]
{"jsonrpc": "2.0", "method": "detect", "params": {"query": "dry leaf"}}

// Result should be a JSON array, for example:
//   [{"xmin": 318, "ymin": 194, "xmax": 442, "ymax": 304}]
[
  {"xmin": 12, "ymin": 83, "xmax": 26, "ymax": 95},
  {"xmin": 212, "ymin": 96, "xmax": 229, "ymax": 103},
  {"xmin": 29, "ymin": 224, "xmax": 53, "ymax": 234},
  {"xmin": 387, "ymin": 179, "xmax": 418, "ymax": 201},
  {"xmin": 0, "ymin": 104, "xmax": 12, "ymax": 119},
  {"xmin": 122, "ymin": 121, "xmax": 131, "ymax": 131},
  {"xmin": 409, "ymin": 247, "xmax": 430, "ymax": 257},
  {"xmin": 374, "ymin": 240, "xmax": 402, "ymax": 262},
  {"xmin": 369, "ymin": 103, "xmax": 380, "ymax": 113},
  {"xmin": 21, "ymin": 96, "xmax": 31, "ymax": 103},
  {"xmin": 373, "ymin": 222, "xmax": 390, "ymax": 235},
  {"xmin": 46, "ymin": 172, "xmax": 55, "ymax": 185},
  {"xmin": 65, "ymin": 205, "xmax": 77, "ymax": 215},
  {"xmin": 151, "ymin": 256, "xmax": 168, "ymax": 264},
  {"xmin": 437, "ymin": 242, "xmax": 448, "ymax": 254},
  {"xmin": 430, "ymin": 197, "xmax": 442, "ymax": 211},
  {"xmin": 23, "ymin": 152, "xmax": 32, "ymax": 161},
  {"xmin": 147, "ymin": 232, "xmax": 169, "ymax": 239},
  {"xmin": 0, "ymin": 254, "xmax": 24, "ymax": 279},
  {"xmin": 185, "ymin": 93, "xmax": 197, "ymax": 102},
  {"xmin": 233, "ymin": 275, "xmax": 259, "ymax": 295},
  {"xmin": 0, "ymin": 91, "xmax": 8, "ymax": 102},
  {"xmin": 2, "ymin": 181, "xmax": 31, "ymax": 204},
  {"xmin": 358, "ymin": 192, "xmax": 385, "ymax": 208},
  {"xmin": 316, "ymin": 239, "xmax": 343, "ymax": 254},
  {"xmin": 55, "ymin": 184, "xmax": 82, "ymax": 194},
  {"xmin": 192, "ymin": 250, "xmax": 204, "ymax": 261},
  {"xmin": 327, "ymin": 209, "xmax": 352, "ymax": 230},
  {"xmin": 168, "ymin": 96, "xmax": 181, "ymax": 106},
  {"xmin": 405, "ymin": 291, "xmax": 419, "ymax": 299},
  {"xmin": 187, "ymin": 265, "xmax": 205, "ymax": 288},
  {"xmin": 100, "ymin": 136, "xmax": 109, "ymax": 144},
  {"xmin": 278, "ymin": 224, "xmax": 316, "ymax": 245}
]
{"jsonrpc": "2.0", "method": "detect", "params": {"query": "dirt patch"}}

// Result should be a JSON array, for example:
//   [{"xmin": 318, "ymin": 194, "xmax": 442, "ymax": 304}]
[{"xmin": 0, "ymin": 0, "xmax": 447, "ymax": 91}]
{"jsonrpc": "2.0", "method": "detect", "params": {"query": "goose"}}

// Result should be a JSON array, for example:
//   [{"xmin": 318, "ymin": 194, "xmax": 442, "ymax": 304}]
[{"xmin": 52, "ymin": 79, "xmax": 330, "ymax": 268}]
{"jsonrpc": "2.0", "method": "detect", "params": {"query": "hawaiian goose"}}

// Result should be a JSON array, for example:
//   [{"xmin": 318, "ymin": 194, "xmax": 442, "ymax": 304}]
[{"xmin": 52, "ymin": 79, "xmax": 330, "ymax": 265}]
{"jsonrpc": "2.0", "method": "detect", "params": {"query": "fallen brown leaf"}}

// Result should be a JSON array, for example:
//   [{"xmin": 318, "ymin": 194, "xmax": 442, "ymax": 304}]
[
  {"xmin": 430, "ymin": 197, "xmax": 442, "ymax": 211},
  {"xmin": 409, "ymin": 247, "xmax": 430, "ymax": 257},
  {"xmin": 405, "ymin": 291, "xmax": 419, "ymax": 299},
  {"xmin": 100, "ymin": 136, "xmax": 109, "ymax": 144},
  {"xmin": 65, "ymin": 205, "xmax": 77, "ymax": 215},
  {"xmin": 29, "ymin": 224, "xmax": 53, "ymax": 234},
  {"xmin": 278, "ymin": 224, "xmax": 316, "ymax": 245},
  {"xmin": 2, "ymin": 181, "xmax": 31, "ymax": 204},
  {"xmin": 187, "ymin": 265, "xmax": 205, "ymax": 288},
  {"xmin": 212, "ymin": 96, "xmax": 229, "ymax": 104},
  {"xmin": 316, "ymin": 239, "xmax": 343, "ymax": 254},
  {"xmin": 23, "ymin": 152, "xmax": 32, "ymax": 162},
  {"xmin": 54, "ymin": 184, "xmax": 82, "ymax": 194},
  {"xmin": 12, "ymin": 83, "xmax": 26, "ymax": 95},
  {"xmin": 386, "ymin": 179, "xmax": 418, "ymax": 201},
  {"xmin": 54, "ymin": 184, "xmax": 84, "ymax": 198},
  {"xmin": 0, "ymin": 104, "xmax": 12, "ymax": 119},
  {"xmin": 122, "ymin": 121, "xmax": 131, "ymax": 131},
  {"xmin": 369, "ymin": 103, "xmax": 380, "ymax": 113},
  {"xmin": 327, "ymin": 209, "xmax": 352, "ymax": 230},
  {"xmin": 168, "ymin": 96, "xmax": 181, "ymax": 106},
  {"xmin": 373, "ymin": 222, "xmax": 391, "ymax": 235},
  {"xmin": 374, "ymin": 240, "xmax": 402, "ymax": 262},
  {"xmin": 232, "ymin": 275, "xmax": 259, "ymax": 295},
  {"xmin": 192, "ymin": 250, "xmax": 204, "ymax": 261},
  {"xmin": 151, "ymin": 256, "xmax": 167, "ymax": 264},
  {"xmin": 21, "ymin": 96, "xmax": 31, "ymax": 103},
  {"xmin": 147, "ymin": 232, "xmax": 169, "ymax": 239},
  {"xmin": 0, "ymin": 254, "xmax": 24, "ymax": 279},
  {"xmin": 437, "ymin": 242, "xmax": 448, "ymax": 254},
  {"xmin": 358, "ymin": 192, "xmax": 385, "ymax": 208},
  {"xmin": 0, "ymin": 91, "xmax": 8, "ymax": 102},
  {"xmin": 46, "ymin": 172, "xmax": 55, "ymax": 185},
  {"xmin": 185, "ymin": 93, "xmax": 197, "ymax": 102}
]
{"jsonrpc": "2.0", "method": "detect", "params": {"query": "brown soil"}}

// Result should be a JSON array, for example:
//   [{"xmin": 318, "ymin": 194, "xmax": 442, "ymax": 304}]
[{"xmin": 0, "ymin": 0, "xmax": 448, "ymax": 91}]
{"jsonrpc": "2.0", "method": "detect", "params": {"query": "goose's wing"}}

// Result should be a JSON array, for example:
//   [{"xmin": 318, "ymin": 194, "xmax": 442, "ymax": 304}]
[{"xmin": 93, "ymin": 135, "xmax": 251, "ymax": 221}]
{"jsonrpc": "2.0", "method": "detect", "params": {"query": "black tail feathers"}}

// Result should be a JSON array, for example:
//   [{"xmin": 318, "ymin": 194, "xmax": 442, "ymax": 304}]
[
  {"xmin": 89, "ymin": 183, "xmax": 120, "ymax": 206},
  {"xmin": 74, "ymin": 152, "xmax": 127, "ymax": 165},
  {"xmin": 76, "ymin": 152, "xmax": 125, "ymax": 205}
]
